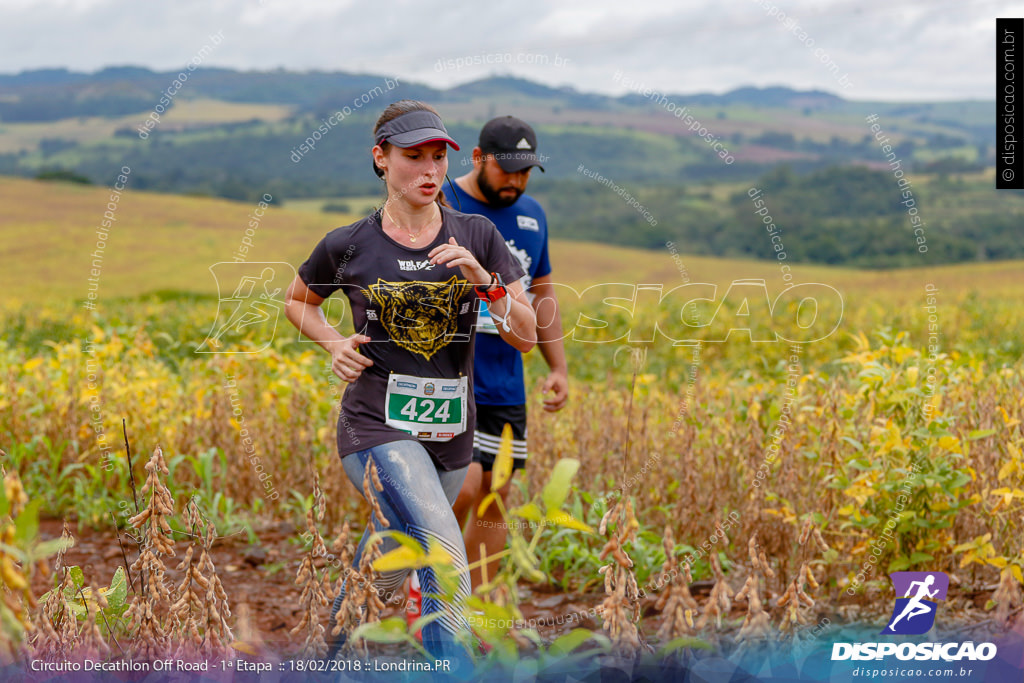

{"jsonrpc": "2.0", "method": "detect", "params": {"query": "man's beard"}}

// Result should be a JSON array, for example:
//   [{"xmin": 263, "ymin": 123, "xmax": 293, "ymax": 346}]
[{"xmin": 476, "ymin": 170, "xmax": 521, "ymax": 208}]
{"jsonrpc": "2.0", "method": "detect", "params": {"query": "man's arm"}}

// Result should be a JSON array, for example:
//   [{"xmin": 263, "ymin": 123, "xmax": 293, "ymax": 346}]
[{"xmin": 529, "ymin": 274, "xmax": 568, "ymax": 412}]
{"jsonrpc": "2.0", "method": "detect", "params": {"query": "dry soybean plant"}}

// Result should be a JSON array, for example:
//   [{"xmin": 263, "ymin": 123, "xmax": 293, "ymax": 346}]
[
  {"xmin": 0, "ymin": 469, "xmax": 39, "ymax": 664},
  {"xmin": 597, "ymin": 497, "xmax": 644, "ymax": 654},
  {"xmin": 777, "ymin": 518, "xmax": 829, "ymax": 641},
  {"xmin": 734, "ymin": 534, "xmax": 774, "ymax": 647},
  {"xmin": 696, "ymin": 551, "xmax": 734, "ymax": 633},
  {"xmin": 28, "ymin": 448, "xmax": 241, "ymax": 665},
  {"xmin": 328, "ymin": 522, "xmax": 358, "ymax": 645},
  {"xmin": 303, "ymin": 457, "xmax": 387, "ymax": 658},
  {"xmin": 124, "ymin": 446, "xmax": 176, "ymax": 660},
  {"xmin": 596, "ymin": 346, "xmax": 651, "ymax": 655},
  {"xmin": 653, "ymin": 525, "xmax": 700, "ymax": 642},
  {"xmin": 31, "ymin": 524, "xmax": 78, "ymax": 661},
  {"xmin": 170, "ymin": 499, "xmax": 233, "ymax": 659},
  {"xmin": 344, "ymin": 458, "xmax": 389, "ymax": 655},
  {"xmin": 992, "ymin": 565, "xmax": 1024, "ymax": 629},
  {"xmin": 76, "ymin": 445, "xmax": 235, "ymax": 663},
  {"xmin": 291, "ymin": 467, "xmax": 333, "ymax": 657}
]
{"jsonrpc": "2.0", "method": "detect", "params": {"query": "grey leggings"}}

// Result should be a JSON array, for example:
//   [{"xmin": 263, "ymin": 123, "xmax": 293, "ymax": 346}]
[{"xmin": 327, "ymin": 440, "xmax": 471, "ymax": 660}]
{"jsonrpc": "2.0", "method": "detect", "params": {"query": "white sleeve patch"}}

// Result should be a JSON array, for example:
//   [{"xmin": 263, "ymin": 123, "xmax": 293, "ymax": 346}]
[{"xmin": 516, "ymin": 215, "xmax": 540, "ymax": 231}]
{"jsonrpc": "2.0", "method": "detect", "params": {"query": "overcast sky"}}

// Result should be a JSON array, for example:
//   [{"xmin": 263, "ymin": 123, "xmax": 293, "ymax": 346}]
[{"xmin": 0, "ymin": 0, "xmax": 1011, "ymax": 101}]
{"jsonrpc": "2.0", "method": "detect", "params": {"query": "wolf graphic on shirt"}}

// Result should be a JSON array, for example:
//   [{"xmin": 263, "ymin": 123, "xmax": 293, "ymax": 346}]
[{"xmin": 361, "ymin": 276, "xmax": 470, "ymax": 360}]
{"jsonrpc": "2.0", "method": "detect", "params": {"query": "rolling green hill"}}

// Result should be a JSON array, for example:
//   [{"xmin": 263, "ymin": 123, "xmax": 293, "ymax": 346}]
[
  {"xmin": 0, "ymin": 68, "xmax": 1012, "ymax": 268},
  {"xmin": 2, "ymin": 176, "xmax": 1021, "ymax": 308}
]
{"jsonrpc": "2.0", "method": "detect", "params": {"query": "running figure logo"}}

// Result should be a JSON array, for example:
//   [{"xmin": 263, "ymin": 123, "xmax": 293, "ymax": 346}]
[
  {"xmin": 881, "ymin": 571, "xmax": 949, "ymax": 635},
  {"xmin": 199, "ymin": 262, "xmax": 294, "ymax": 354}
]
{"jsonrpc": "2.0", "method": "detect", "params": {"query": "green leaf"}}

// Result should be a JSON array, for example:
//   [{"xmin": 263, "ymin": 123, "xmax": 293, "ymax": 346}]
[
  {"xmin": 105, "ymin": 566, "xmax": 128, "ymax": 612},
  {"xmin": 909, "ymin": 552, "xmax": 934, "ymax": 565},
  {"xmin": 13, "ymin": 498, "xmax": 43, "ymax": 546},
  {"xmin": 544, "ymin": 510, "xmax": 593, "ymax": 533},
  {"xmin": 0, "ymin": 602, "xmax": 26, "ymax": 639},
  {"xmin": 509, "ymin": 535, "xmax": 545, "ymax": 582},
  {"xmin": 0, "ymin": 477, "xmax": 9, "ymax": 519},
  {"xmin": 660, "ymin": 636, "xmax": 714, "ymax": 654},
  {"xmin": 66, "ymin": 566, "xmax": 86, "ymax": 595},
  {"xmin": 372, "ymin": 545, "xmax": 424, "ymax": 573},
  {"xmin": 431, "ymin": 561, "xmax": 462, "ymax": 602},
  {"xmin": 967, "ymin": 429, "xmax": 997, "ymax": 441},
  {"xmin": 408, "ymin": 610, "xmax": 444, "ymax": 634},
  {"xmin": 510, "ymin": 502, "xmax": 543, "ymax": 522},
  {"xmin": 888, "ymin": 557, "xmax": 912, "ymax": 572},
  {"xmin": 548, "ymin": 628, "xmax": 598, "ymax": 656},
  {"xmin": 464, "ymin": 598, "xmax": 519, "ymax": 642},
  {"xmin": 376, "ymin": 530, "xmax": 427, "ymax": 554},
  {"xmin": 351, "ymin": 616, "xmax": 415, "ymax": 644},
  {"xmin": 541, "ymin": 459, "xmax": 580, "ymax": 513},
  {"xmin": 840, "ymin": 436, "xmax": 864, "ymax": 452},
  {"xmin": 30, "ymin": 537, "xmax": 73, "ymax": 563},
  {"xmin": 65, "ymin": 600, "xmax": 87, "ymax": 619}
]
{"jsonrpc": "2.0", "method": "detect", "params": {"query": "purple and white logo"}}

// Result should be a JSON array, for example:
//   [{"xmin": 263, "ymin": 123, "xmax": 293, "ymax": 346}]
[{"xmin": 882, "ymin": 571, "xmax": 949, "ymax": 635}]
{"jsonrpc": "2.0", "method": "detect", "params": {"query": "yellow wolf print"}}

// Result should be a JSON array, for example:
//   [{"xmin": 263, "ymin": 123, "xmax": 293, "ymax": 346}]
[{"xmin": 361, "ymin": 276, "xmax": 471, "ymax": 360}]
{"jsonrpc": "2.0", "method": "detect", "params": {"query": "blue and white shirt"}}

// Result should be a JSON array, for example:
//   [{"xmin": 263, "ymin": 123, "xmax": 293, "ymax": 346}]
[{"xmin": 448, "ymin": 182, "xmax": 552, "ymax": 406}]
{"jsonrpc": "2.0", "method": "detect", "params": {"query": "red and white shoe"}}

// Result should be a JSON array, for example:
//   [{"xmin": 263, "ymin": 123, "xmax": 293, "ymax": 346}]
[{"xmin": 406, "ymin": 573, "xmax": 423, "ymax": 642}]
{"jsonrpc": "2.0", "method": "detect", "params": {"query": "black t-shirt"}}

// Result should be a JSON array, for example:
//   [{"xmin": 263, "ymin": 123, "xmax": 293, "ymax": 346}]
[{"xmin": 298, "ymin": 205, "xmax": 525, "ymax": 470}]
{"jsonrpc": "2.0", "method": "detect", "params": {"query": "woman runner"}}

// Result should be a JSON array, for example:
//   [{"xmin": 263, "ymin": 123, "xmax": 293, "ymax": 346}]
[{"xmin": 284, "ymin": 100, "xmax": 536, "ymax": 664}]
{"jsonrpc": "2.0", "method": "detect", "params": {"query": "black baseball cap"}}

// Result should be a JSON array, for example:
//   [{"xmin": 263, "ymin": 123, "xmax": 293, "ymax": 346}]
[
  {"xmin": 375, "ymin": 110, "xmax": 460, "ymax": 150},
  {"xmin": 479, "ymin": 116, "xmax": 545, "ymax": 173}
]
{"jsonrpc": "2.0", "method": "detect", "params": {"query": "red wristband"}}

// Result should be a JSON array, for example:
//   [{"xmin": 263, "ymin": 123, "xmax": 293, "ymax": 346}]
[{"xmin": 474, "ymin": 272, "xmax": 507, "ymax": 303}]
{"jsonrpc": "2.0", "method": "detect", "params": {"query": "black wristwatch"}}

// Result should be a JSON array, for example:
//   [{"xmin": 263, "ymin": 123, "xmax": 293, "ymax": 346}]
[{"xmin": 474, "ymin": 271, "xmax": 507, "ymax": 302}]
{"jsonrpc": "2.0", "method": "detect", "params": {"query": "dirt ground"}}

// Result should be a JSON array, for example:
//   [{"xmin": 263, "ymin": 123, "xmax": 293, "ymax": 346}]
[
  {"xmin": 32, "ymin": 517, "xmax": 616, "ymax": 657},
  {"xmin": 32, "ymin": 518, "xmax": 1015, "ymax": 660}
]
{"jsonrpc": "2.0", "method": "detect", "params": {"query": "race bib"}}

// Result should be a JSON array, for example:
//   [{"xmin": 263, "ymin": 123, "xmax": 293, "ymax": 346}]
[{"xmin": 384, "ymin": 373, "xmax": 468, "ymax": 442}]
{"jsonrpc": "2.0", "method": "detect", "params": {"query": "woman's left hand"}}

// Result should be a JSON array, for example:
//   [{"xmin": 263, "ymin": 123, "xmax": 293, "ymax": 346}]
[{"xmin": 428, "ymin": 237, "xmax": 491, "ymax": 285}]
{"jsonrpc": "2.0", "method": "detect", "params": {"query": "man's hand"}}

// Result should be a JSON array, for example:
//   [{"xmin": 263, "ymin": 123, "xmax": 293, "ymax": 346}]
[{"xmin": 541, "ymin": 370, "xmax": 569, "ymax": 412}]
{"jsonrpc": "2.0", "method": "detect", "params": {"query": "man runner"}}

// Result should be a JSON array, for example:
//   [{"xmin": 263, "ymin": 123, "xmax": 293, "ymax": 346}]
[
  {"xmin": 452, "ymin": 115, "xmax": 568, "ymax": 588},
  {"xmin": 406, "ymin": 116, "xmax": 568, "ymax": 621}
]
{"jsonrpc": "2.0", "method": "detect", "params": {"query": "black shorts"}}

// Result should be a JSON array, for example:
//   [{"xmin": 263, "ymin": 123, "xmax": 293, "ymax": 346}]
[{"xmin": 472, "ymin": 404, "xmax": 528, "ymax": 473}]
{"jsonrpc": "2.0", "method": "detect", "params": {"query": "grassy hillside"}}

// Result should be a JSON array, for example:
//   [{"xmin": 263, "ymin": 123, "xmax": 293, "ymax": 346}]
[
  {"xmin": 3, "ymin": 175, "xmax": 1022, "ymax": 308},
  {"xmin": 1, "ymin": 72, "xmax": 1009, "ymax": 267},
  {"xmin": 0, "ymin": 176, "xmax": 336, "ymax": 302}
]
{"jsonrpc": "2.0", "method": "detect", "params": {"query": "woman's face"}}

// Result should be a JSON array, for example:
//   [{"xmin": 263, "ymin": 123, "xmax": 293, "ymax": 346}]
[{"xmin": 374, "ymin": 140, "xmax": 449, "ymax": 207}]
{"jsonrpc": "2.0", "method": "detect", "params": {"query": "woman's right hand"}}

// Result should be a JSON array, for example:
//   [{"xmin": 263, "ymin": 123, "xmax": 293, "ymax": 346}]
[{"xmin": 328, "ymin": 334, "xmax": 373, "ymax": 382}]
